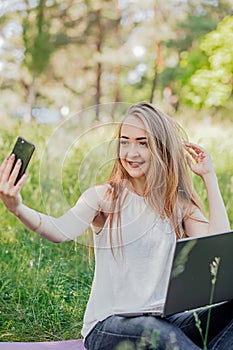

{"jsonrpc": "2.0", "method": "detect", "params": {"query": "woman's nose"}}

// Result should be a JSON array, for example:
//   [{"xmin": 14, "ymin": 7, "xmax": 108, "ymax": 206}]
[{"xmin": 127, "ymin": 143, "xmax": 139, "ymax": 157}]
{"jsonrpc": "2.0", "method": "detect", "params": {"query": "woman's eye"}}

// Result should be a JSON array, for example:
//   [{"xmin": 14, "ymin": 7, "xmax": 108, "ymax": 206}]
[
  {"xmin": 120, "ymin": 140, "xmax": 128, "ymax": 146},
  {"xmin": 139, "ymin": 142, "xmax": 148, "ymax": 147}
]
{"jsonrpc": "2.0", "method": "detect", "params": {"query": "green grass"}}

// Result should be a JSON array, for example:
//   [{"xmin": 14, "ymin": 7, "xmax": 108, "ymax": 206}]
[
  {"xmin": 0, "ymin": 229, "xmax": 93, "ymax": 341},
  {"xmin": 0, "ymin": 121, "xmax": 94, "ymax": 341},
  {"xmin": 0, "ymin": 115, "xmax": 232, "ymax": 342}
]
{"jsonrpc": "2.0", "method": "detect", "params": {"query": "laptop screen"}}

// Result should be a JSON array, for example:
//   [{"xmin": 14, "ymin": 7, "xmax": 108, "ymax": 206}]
[{"xmin": 164, "ymin": 230, "xmax": 233, "ymax": 316}]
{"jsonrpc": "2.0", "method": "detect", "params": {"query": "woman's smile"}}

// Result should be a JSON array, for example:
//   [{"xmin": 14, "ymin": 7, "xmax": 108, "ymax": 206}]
[{"xmin": 127, "ymin": 160, "xmax": 145, "ymax": 168}]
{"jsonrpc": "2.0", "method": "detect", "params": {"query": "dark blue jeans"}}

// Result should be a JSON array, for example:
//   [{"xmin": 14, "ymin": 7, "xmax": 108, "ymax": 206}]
[{"xmin": 84, "ymin": 300, "xmax": 233, "ymax": 349}]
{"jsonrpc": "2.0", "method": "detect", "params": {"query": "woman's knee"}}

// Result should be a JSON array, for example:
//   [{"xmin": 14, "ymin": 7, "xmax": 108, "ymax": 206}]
[
  {"xmin": 85, "ymin": 315, "xmax": 198, "ymax": 350},
  {"xmin": 93, "ymin": 315, "xmax": 181, "ymax": 349}
]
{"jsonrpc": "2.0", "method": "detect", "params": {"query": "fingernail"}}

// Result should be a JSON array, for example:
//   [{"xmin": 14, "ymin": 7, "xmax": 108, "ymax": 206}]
[
  {"xmin": 10, "ymin": 153, "xmax": 15, "ymax": 159},
  {"xmin": 17, "ymin": 159, "xmax": 22, "ymax": 164}
]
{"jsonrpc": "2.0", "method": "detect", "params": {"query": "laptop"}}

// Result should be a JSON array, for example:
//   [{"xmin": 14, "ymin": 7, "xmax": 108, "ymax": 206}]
[{"xmin": 116, "ymin": 230, "xmax": 233, "ymax": 317}]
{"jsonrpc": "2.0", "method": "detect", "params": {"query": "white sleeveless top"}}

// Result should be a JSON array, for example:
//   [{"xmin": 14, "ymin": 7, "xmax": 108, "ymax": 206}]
[{"xmin": 81, "ymin": 190, "xmax": 177, "ymax": 338}]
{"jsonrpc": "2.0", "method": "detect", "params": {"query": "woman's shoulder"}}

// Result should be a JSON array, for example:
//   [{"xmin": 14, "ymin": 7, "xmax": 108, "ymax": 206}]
[
  {"xmin": 82, "ymin": 183, "xmax": 112, "ymax": 198},
  {"xmin": 81, "ymin": 183, "xmax": 113, "ymax": 211}
]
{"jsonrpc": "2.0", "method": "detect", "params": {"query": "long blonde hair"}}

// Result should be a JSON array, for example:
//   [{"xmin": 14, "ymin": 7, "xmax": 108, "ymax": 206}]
[{"xmin": 105, "ymin": 102, "xmax": 204, "ymax": 249}]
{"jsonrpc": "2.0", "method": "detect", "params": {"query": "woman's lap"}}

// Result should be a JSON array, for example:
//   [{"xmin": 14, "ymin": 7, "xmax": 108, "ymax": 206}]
[
  {"xmin": 84, "ymin": 314, "xmax": 201, "ymax": 350},
  {"xmin": 84, "ymin": 300, "xmax": 233, "ymax": 350}
]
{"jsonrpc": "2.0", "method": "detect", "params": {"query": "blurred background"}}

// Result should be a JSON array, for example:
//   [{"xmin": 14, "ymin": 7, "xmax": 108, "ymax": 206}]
[
  {"xmin": 0, "ymin": 0, "xmax": 233, "ymax": 343},
  {"xmin": 0, "ymin": 0, "xmax": 232, "ymax": 123}
]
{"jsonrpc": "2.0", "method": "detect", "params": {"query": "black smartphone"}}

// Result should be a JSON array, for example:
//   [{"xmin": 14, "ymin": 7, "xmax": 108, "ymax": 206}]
[{"xmin": 10, "ymin": 136, "xmax": 35, "ymax": 184}]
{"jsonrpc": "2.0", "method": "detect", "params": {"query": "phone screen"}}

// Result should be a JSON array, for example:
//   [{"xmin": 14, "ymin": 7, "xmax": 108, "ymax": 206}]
[{"xmin": 11, "ymin": 137, "xmax": 35, "ymax": 184}]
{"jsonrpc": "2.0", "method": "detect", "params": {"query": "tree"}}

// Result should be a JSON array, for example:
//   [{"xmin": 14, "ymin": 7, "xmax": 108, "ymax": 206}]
[
  {"xmin": 1, "ymin": 0, "xmax": 232, "ymax": 122},
  {"xmin": 182, "ymin": 15, "xmax": 233, "ymax": 108},
  {"xmin": 22, "ymin": 0, "xmax": 55, "ymax": 122},
  {"xmin": 159, "ymin": 0, "xmax": 233, "ymax": 110}
]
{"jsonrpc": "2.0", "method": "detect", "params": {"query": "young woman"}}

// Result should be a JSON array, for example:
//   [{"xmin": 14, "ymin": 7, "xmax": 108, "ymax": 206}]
[{"xmin": 0, "ymin": 102, "xmax": 232, "ymax": 349}]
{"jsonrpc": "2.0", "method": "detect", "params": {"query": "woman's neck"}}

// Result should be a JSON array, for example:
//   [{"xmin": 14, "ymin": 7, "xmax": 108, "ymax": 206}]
[{"xmin": 128, "ymin": 178, "xmax": 146, "ymax": 197}]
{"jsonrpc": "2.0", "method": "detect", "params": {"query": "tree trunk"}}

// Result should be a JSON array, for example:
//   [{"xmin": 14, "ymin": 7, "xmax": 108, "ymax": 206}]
[
  {"xmin": 150, "ymin": 42, "xmax": 163, "ymax": 104},
  {"xmin": 95, "ymin": 10, "xmax": 102, "ymax": 121},
  {"xmin": 23, "ymin": 77, "xmax": 36, "ymax": 124},
  {"xmin": 95, "ymin": 61, "xmax": 101, "ymax": 120},
  {"xmin": 150, "ymin": 64, "xmax": 157, "ymax": 104}
]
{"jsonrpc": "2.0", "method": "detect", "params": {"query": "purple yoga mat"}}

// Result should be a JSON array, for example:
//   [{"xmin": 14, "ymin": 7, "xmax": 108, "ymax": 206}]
[{"xmin": 0, "ymin": 339, "xmax": 85, "ymax": 350}]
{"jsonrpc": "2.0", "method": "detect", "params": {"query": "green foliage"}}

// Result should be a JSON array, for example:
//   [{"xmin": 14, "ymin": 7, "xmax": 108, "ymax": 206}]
[
  {"xmin": 151, "ymin": 330, "xmax": 159, "ymax": 349},
  {"xmin": 160, "ymin": 45, "xmax": 208, "ymax": 92},
  {"xmin": 1, "ymin": 1, "xmax": 233, "ymax": 117},
  {"xmin": 160, "ymin": 12, "xmax": 217, "ymax": 92},
  {"xmin": 182, "ymin": 16, "xmax": 233, "ymax": 108},
  {"xmin": 167, "ymin": 14, "xmax": 217, "ymax": 52},
  {"xmin": 194, "ymin": 257, "xmax": 221, "ymax": 350},
  {"xmin": 22, "ymin": 0, "xmax": 55, "ymax": 77}
]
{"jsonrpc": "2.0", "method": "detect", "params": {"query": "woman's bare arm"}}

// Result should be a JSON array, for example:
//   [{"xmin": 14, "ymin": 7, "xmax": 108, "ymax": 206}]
[
  {"xmin": 0, "ymin": 154, "xmax": 108, "ymax": 243},
  {"xmin": 183, "ymin": 143, "xmax": 230, "ymax": 236}
]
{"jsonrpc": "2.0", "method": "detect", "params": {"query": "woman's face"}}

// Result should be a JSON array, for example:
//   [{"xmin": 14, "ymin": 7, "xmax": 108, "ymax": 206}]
[{"xmin": 119, "ymin": 115, "xmax": 151, "ymax": 184}]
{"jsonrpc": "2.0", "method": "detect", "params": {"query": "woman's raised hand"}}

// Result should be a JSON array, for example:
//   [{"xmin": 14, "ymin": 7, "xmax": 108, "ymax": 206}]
[
  {"xmin": 0, "ymin": 154, "xmax": 27, "ymax": 215},
  {"xmin": 184, "ymin": 143, "xmax": 215, "ymax": 179}
]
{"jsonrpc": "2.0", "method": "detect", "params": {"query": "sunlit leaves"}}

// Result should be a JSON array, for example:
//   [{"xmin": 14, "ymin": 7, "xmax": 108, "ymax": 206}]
[{"xmin": 183, "ymin": 16, "xmax": 233, "ymax": 108}]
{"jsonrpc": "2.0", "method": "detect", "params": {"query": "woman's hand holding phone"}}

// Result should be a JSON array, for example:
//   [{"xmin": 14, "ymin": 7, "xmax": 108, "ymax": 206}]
[
  {"xmin": 0, "ymin": 137, "xmax": 34, "ymax": 216},
  {"xmin": 0, "ymin": 154, "xmax": 27, "ymax": 215}
]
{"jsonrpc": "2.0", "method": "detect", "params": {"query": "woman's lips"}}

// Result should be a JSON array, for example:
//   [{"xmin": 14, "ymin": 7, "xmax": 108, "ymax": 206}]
[{"xmin": 127, "ymin": 161, "xmax": 145, "ymax": 168}]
